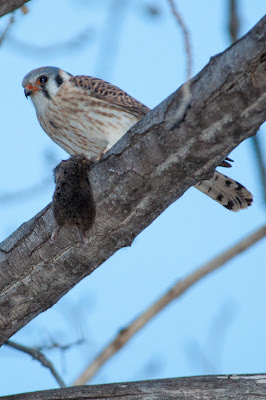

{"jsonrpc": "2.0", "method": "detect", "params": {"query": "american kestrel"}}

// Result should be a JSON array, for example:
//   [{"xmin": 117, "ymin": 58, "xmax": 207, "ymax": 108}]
[
  {"xmin": 22, "ymin": 66, "xmax": 253, "ymax": 211},
  {"xmin": 52, "ymin": 155, "xmax": 96, "ymax": 245}
]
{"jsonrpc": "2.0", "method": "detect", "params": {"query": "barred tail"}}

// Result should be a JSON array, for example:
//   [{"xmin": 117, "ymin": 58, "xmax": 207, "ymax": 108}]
[{"xmin": 194, "ymin": 171, "xmax": 253, "ymax": 211}]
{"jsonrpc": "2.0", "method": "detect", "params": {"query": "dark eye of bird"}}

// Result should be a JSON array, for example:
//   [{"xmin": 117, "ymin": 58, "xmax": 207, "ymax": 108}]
[{"xmin": 39, "ymin": 76, "xmax": 48, "ymax": 84}]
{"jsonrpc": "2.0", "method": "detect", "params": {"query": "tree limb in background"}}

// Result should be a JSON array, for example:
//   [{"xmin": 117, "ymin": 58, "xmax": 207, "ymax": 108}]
[
  {"xmin": 5, "ymin": 340, "xmax": 66, "ymax": 388},
  {"xmin": 168, "ymin": 0, "xmax": 192, "ymax": 80},
  {"xmin": 0, "ymin": 16, "xmax": 14, "ymax": 46},
  {"xmin": 250, "ymin": 134, "xmax": 266, "ymax": 203},
  {"xmin": 228, "ymin": 0, "xmax": 239, "ymax": 42},
  {"xmin": 7, "ymin": 26, "xmax": 94, "ymax": 56},
  {"xmin": 0, "ymin": 0, "xmax": 29, "ymax": 18},
  {"xmin": 73, "ymin": 225, "xmax": 265, "ymax": 384},
  {"xmin": 168, "ymin": 0, "xmax": 192, "ymax": 122},
  {"xmin": 94, "ymin": 0, "xmax": 128, "ymax": 79},
  {"xmin": 0, "ymin": 16, "xmax": 266, "ymax": 347},
  {"xmin": 185, "ymin": 300, "xmax": 239, "ymax": 373},
  {"xmin": 1, "ymin": 2, "xmax": 93, "ymax": 56},
  {"xmin": 0, "ymin": 177, "xmax": 52, "ymax": 205},
  {"xmin": 0, "ymin": 147, "xmax": 58, "ymax": 205},
  {"xmin": 228, "ymin": 0, "xmax": 266, "ymax": 205},
  {"xmin": 1, "ymin": 374, "xmax": 266, "ymax": 400}
]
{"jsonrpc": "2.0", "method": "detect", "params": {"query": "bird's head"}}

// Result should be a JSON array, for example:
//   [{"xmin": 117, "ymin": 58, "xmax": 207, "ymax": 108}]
[{"xmin": 22, "ymin": 66, "xmax": 72, "ymax": 103}]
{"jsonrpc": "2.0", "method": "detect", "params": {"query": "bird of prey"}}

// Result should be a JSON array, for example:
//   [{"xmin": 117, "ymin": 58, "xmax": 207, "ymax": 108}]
[{"xmin": 22, "ymin": 66, "xmax": 253, "ymax": 211}]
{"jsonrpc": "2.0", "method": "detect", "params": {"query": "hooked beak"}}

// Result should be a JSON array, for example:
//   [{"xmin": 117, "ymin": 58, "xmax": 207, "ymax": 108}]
[
  {"xmin": 24, "ymin": 83, "xmax": 39, "ymax": 98},
  {"xmin": 24, "ymin": 88, "xmax": 32, "ymax": 98}
]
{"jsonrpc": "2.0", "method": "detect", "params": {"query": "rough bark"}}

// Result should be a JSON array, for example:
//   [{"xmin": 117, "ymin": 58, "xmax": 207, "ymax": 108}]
[
  {"xmin": 0, "ymin": 16, "xmax": 266, "ymax": 346},
  {"xmin": 1, "ymin": 374, "xmax": 266, "ymax": 399},
  {"xmin": 0, "ymin": 0, "xmax": 30, "ymax": 17}
]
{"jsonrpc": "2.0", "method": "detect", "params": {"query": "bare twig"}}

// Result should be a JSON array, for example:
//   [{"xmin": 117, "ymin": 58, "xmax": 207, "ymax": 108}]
[
  {"xmin": 0, "ymin": 149, "xmax": 57, "ymax": 205},
  {"xmin": 228, "ymin": 0, "xmax": 239, "ymax": 43},
  {"xmin": 0, "ymin": 177, "xmax": 51, "ymax": 204},
  {"xmin": 185, "ymin": 339, "xmax": 217, "ymax": 373},
  {"xmin": 167, "ymin": 0, "xmax": 192, "ymax": 123},
  {"xmin": 73, "ymin": 225, "xmax": 266, "ymax": 385},
  {"xmin": 5, "ymin": 340, "xmax": 66, "ymax": 388},
  {"xmin": 250, "ymin": 133, "xmax": 266, "ymax": 204},
  {"xmin": 185, "ymin": 301, "xmax": 238, "ymax": 373},
  {"xmin": 20, "ymin": 4, "xmax": 28, "ymax": 14},
  {"xmin": 228, "ymin": 0, "xmax": 266, "ymax": 205},
  {"xmin": 7, "ymin": 26, "xmax": 93, "ymax": 56},
  {"xmin": 37, "ymin": 338, "xmax": 85, "ymax": 353},
  {"xmin": 168, "ymin": 0, "xmax": 192, "ymax": 80},
  {"xmin": 0, "ymin": 16, "xmax": 14, "ymax": 47},
  {"xmin": 94, "ymin": 0, "xmax": 128, "ymax": 79}
]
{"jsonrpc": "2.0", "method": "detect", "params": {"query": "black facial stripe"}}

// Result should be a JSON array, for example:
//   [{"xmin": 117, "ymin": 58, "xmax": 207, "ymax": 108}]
[
  {"xmin": 55, "ymin": 73, "xmax": 64, "ymax": 87},
  {"xmin": 42, "ymin": 88, "xmax": 51, "ymax": 99}
]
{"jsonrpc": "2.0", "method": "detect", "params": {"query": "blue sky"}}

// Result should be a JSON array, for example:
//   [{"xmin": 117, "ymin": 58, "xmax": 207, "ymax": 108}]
[{"xmin": 0, "ymin": 0, "xmax": 265, "ymax": 395}]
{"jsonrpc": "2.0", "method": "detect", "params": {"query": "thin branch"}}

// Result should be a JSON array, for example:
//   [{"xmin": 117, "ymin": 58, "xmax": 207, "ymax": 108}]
[
  {"xmin": 73, "ymin": 225, "xmax": 266, "ymax": 385},
  {"xmin": 228, "ymin": 0, "xmax": 239, "ymax": 43},
  {"xmin": 94, "ymin": 0, "xmax": 128, "ymax": 79},
  {"xmin": 37, "ymin": 338, "xmax": 85, "ymax": 353},
  {"xmin": 250, "ymin": 133, "xmax": 266, "ymax": 204},
  {"xmin": 7, "ymin": 26, "xmax": 93, "ymax": 56},
  {"xmin": 167, "ymin": 0, "xmax": 192, "ymax": 123},
  {"xmin": 20, "ymin": 4, "xmax": 28, "ymax": 15},
  {"xmin": 0, "ymin": 177, "xmax": 51, "ymax": 204},
  {"xmin": 5, "ymin": 340, "xmax": 66, "ymax": 388},
  {"xmin": 185, "ymin": 301, "xmax": 238, "ymax": 373},
  {"xmin": 168, "ymin": 0, "xmax": 192, "ymax": 80},
  {"xmin": 185, "ymin": 339, "xmax": 217, "ymax": 373},
  {"xmin": 0, "ymin": 16, "xmax": 14, "ymax": 47},
  {"xmin": 0, "ymin": 150, "xmax": 56, "ymax": 205}
]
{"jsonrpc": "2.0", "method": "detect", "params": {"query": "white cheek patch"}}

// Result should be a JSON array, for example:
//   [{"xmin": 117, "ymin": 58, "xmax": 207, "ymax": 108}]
[
  {"xmin": 31, "ymin": 92, "xmax": 50, "ymax": 116},
  {"xmin": 45, "ymin": 79, "xmax": 62, "ymax": 97},
  {"xmin": 59, "ymin": 70, "xmax": 72, "ymax": 81}
]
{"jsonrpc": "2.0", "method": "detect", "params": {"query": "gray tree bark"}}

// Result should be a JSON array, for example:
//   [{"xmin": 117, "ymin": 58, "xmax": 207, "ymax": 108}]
[
  {"xmin": 1, "ymin": 374, "xmax": 266, "ymax": 399},
  {"xmin": 0, "ymin": 0, "xmax": 30, "ymax": 17},
  {"xmin": 0, "ymin": 16, "xmax": 266, "ymax": 346}
]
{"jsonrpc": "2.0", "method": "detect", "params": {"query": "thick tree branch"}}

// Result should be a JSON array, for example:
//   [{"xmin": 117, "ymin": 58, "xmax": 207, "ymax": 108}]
[
  {"xmin": 1, "ymin": 16, "xmax": 266, "ymax": 346},
  {"xmin": 1, "ymin": 374, "xmax": 266, "ymax": 399},
  {"xmin": 0, "ymin": 0, "xmax": 30, "ymax": 18}
]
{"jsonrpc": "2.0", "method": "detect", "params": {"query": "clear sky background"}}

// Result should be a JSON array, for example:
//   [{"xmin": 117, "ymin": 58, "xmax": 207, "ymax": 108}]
[{"xmin": 0, "ymin": 0, "xmax": 265, "ymax": 396}]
